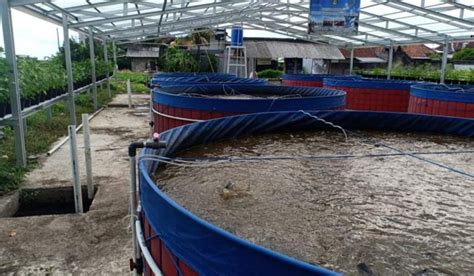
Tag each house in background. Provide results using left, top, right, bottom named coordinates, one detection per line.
left=126, top=46, right=160, bottom=72
left=393, top=44, right=435, bottom=66
left=435, top=40, right=474, bottom=70
left=332, top=47, right=387, bottom=74
left=332, top=44, right=437, bottom=74
left=241, top=37, right=345, bottom=74
left=435, top=41, right=474, bottom=54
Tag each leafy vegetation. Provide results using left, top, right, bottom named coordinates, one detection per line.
left=159, top=47, right=199, bottom=72
left=0, top=47, right=9, bottom=103
left=0, top=38, right=114, bottom=109
left=159, top=30, right=218, bottom=73
left=115, top=70, right=148, bottom=84
left=257, top=69, right=284, bottom=79
left=111, top=70, right=150, bottom=94
left=429, top=52, right=441, bottom=61
left=0, top=38, right=130, bottom=193
left=452, top=48, right=474, bottom=61
left=355, top=64, right=474, bottom=82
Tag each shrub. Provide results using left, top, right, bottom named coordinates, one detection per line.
left=159, top=47, right=198, bottom=72
left=257, top=69, right=283, bottom=79
left=453, top=48, right=474, bottom=61
left=0, top=48, right=9, bottom=103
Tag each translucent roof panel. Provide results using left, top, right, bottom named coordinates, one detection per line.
left=8, top=0, right=474, bottom=47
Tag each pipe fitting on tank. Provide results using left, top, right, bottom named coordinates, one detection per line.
left=128, top=140, right=167, bottom=157
left=129, top=257, right=143, bottom=274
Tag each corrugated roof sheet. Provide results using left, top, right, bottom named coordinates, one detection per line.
left=126, top=48, right=160, bottom=58
left=245, top=40, right=344, bottom=60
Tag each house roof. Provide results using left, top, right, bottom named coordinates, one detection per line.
left=244, top=39, right=344, bottom=60
left=339, top=47, right=386, bottom=59
left=398, top=45, right=434, bottom=59
left=126, top=47, right=160, bottom=58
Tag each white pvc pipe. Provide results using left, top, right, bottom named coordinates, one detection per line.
left=82, top=114, right=94, bottom=200
left=135, top=220, right=163, bottom=276
left=68, top=125, right=83, bottom=214
left=127, top=79, right=132, bottom=108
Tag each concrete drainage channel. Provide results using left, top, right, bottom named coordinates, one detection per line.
left=0, top=186, right=98, bottom=217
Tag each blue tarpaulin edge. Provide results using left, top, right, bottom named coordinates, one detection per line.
left=282, top=74, right=361, bottom=81
left=139, top=110, right=474, bottom=276
left=410, top=84, right=474, bottom=103
left=324, top=78, right=424, bottom=90
left=153, top=85, right=346, bottom=113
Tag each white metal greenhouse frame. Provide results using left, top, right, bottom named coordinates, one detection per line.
left=1, top=0, right=473, bottom=166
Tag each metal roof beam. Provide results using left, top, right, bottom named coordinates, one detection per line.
left=9, top=0, right=49, bottom=7
left=70, top=0, right=248, bottom=28
left=46, top=0, right=133, bottom=14
left=359, top=22, right=440, bottom=44
left=99, top=5, right=269, bottom=38
left=360, top=10, right=443, bottom=38
left=374, top=0, right=474, bottom=29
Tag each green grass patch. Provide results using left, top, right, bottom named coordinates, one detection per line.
left=115, top=70, right=149, bottom=84
left=112, top=80, right=149, bottom=94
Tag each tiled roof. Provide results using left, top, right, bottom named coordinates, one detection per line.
left=339, top=47, right=386, bottom=58
left=398, top=45, right=435, bottom=59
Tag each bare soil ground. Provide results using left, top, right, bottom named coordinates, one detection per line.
left=0, top=94, right=150, bottom=275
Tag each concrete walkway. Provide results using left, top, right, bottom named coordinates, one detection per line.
left=0, top=94, right=150, bottom=274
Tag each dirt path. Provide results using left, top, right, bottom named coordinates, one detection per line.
left=0, top=94, right=150, bottom=274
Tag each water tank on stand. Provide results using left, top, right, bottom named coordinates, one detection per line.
left=231, top=26, right=244, bottom=46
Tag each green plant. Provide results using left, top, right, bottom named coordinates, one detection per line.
left=160, top=47, right=198, bottom=72
left=429, top=52, right=441, bottom=61
left=115, top=70, right=148, bottom=84
left=96, top=60, right=113, bottom=77
left=72, top=60, right=92, bottom=82
left=0, top=48, right=9, bottom=103
left=17, top=57, right=49, bottom=99
left=257, top=69, right=283, bottom=79
left=453, top=48, right=474, bottom=61
left=355, top=64, right=474, bottom=82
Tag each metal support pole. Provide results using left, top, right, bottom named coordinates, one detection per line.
left=440, top=36, right=449, bottom=84
left=112, top=40, right=118, bottom=76
left=88, top=27, right=98, bottom=111
left=63, top=14, right=77, bottom=126
left=103, top=39, right=111, bottom=97
left=82, top=114, right=94, bottom=200
left=68, top=125, right=83, bottom=214
left=349, top=46, right=354, bottom=75
left=1, top=0, right=27, bottom=167
left=387, top=42, right=394, bottom=80
left=127, top=79, right=132, bottom=108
